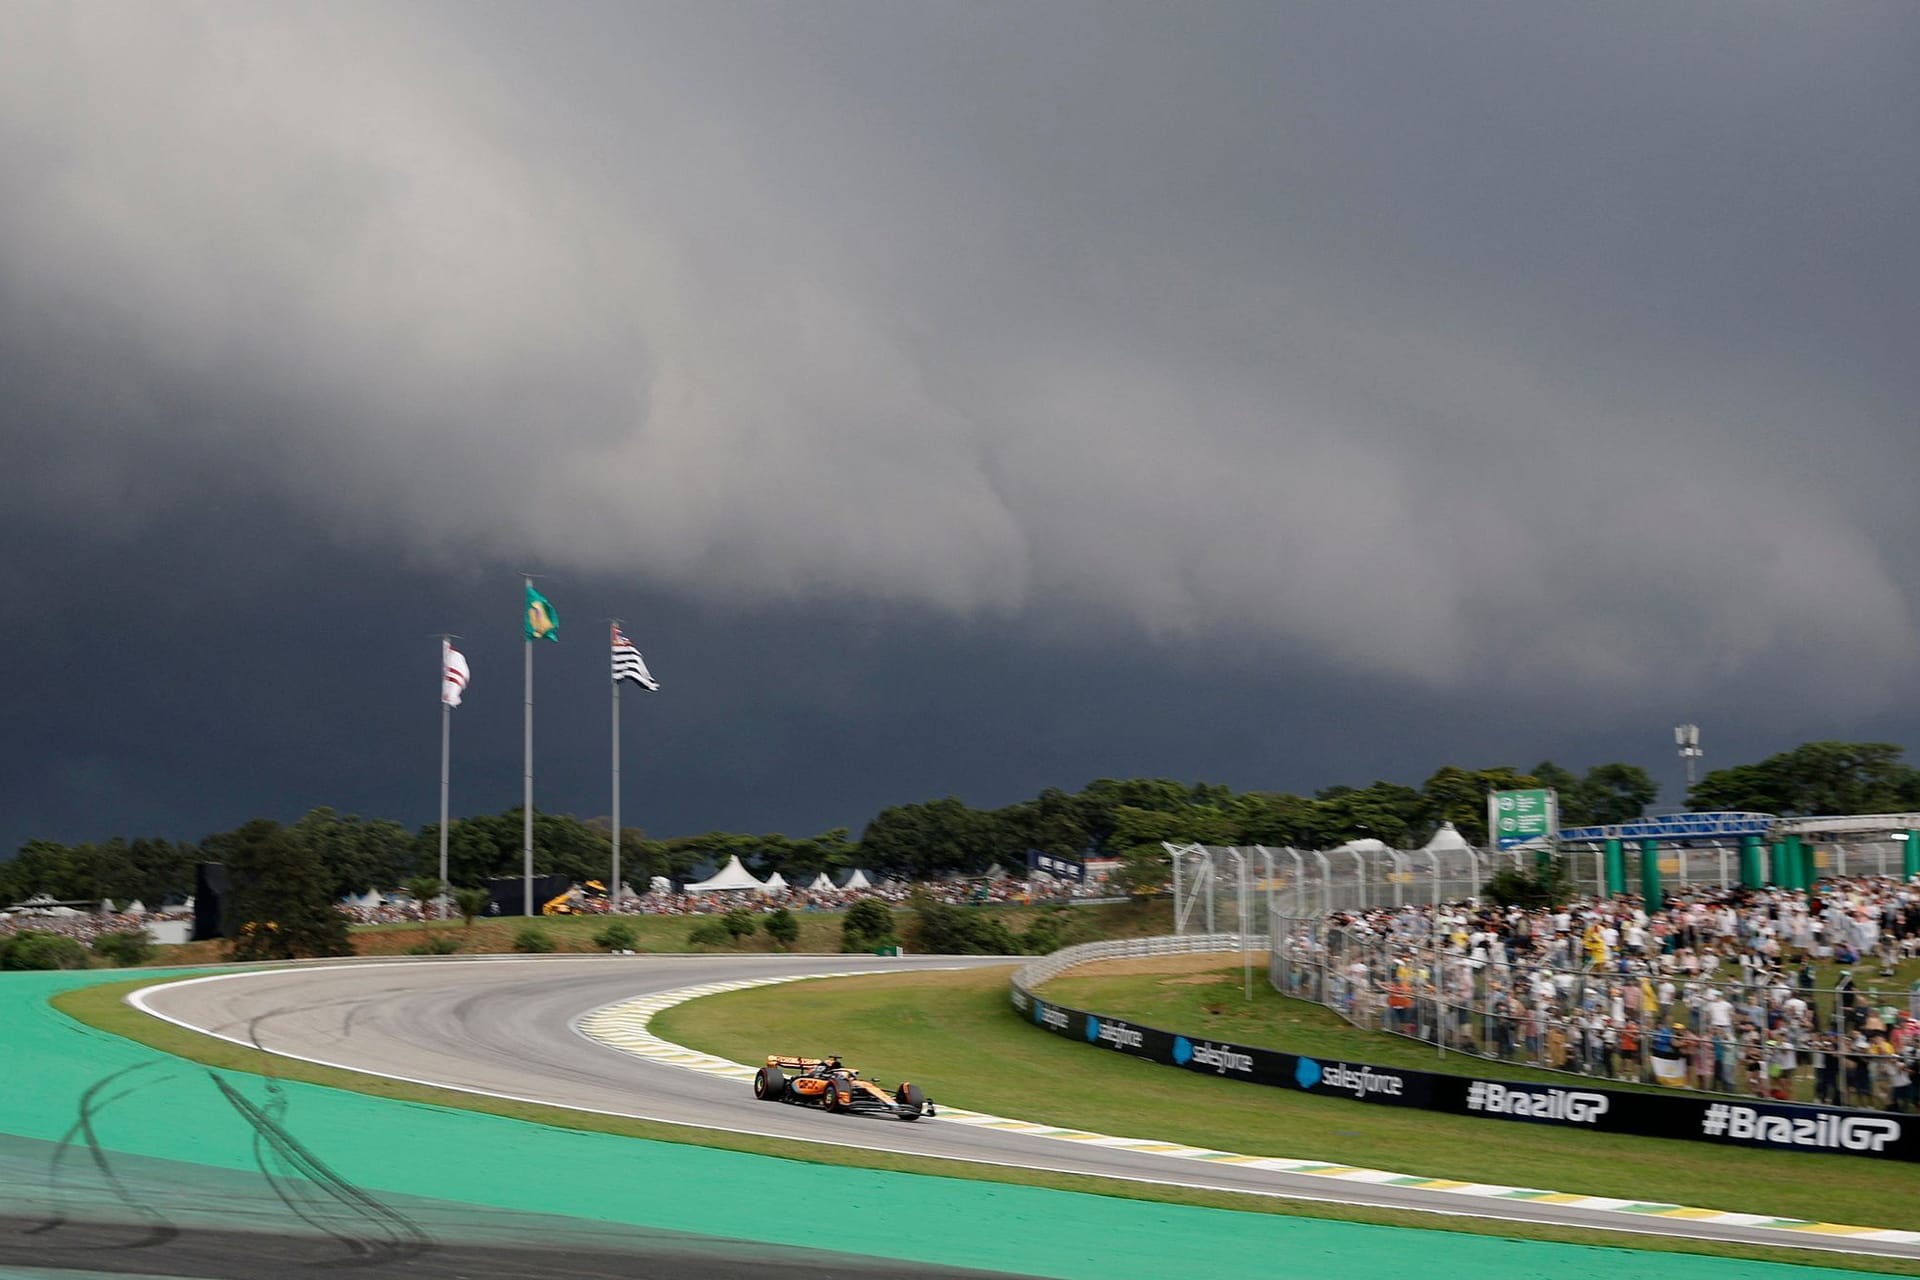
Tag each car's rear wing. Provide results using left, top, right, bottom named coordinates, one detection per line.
left=765, top=1054, right=831, bottom=1070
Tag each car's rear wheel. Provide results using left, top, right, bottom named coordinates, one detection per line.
left=753, top=1067, right=785, bottom=1102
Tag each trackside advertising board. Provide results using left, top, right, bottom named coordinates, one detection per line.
left=1008, top=983, right=1916, bottom=1161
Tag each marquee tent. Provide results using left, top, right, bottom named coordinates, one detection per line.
left=839, top=869, right=873, bottom=891
left=761, top=871, right=789, bottom=895
left=1421, top=823, right=1472, bottom=854
left=807, top=872, right=835, bottom=892
left=684, top=855, right=764, bottom=893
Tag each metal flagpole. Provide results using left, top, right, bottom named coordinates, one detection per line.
left=611, top=622, right=621, bottom=915
left=523, top=576, right=534, bottom=917
left=440, top=641, right=451, bottom=920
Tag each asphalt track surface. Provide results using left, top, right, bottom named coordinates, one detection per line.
left=138, top=953, right=1920, bottom=1263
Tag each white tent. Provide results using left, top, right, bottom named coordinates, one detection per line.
left=357, top=889, right=384, bottom=910
left=1421, top=822, right=1472, bottom=854
left=124, top=899, right=148, bottom=917
left=761, top=871, right=789, bottom=895
left=840, top=869, right=873, bottom=891
left=983, top=863, right=1007, bottom=881
left=807, top=872, right=835, bottom=892
left=100, top=898, right=117, bottom=914
left=684, top=854, right=765, bottom=893
left=1329, top=837, right=1392, bottom=856
left=649, top=875, right=673, bottom=896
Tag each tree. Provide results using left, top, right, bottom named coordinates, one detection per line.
left=995, top=789, right=1090, bottom=860
left=1415, top=767, right=1540, bottom=845
left=1112, top=845, right=1171, bottom=898
left=858, top=797, right=1000, bottom=879
left=208, top=819, right=352, bottom=961
left=405, top=874, right=445, bottom=922
left=1690, top=742, right=1920, bottom=815
left=293, top=808, right=415, bottom=899
left=841, top=898, right=897, bottom=953
left=453, top=887, right=489, bottom=926
left=1582, top=763, right=1658, bottom=825
left=1232, top=791, right=1320, bottom=848
left=1315, top=781, right=1424, bottom=846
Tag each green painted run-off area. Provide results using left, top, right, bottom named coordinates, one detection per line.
left=0, top=968, right=1874, bottom=1279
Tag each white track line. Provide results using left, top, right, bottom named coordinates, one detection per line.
left=120, top=962, right=1920, bottom=1256
left=580, top=971, right=1920, bottom=1251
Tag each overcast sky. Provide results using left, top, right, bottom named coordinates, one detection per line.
left=3, top=2, right=1917, bottom=856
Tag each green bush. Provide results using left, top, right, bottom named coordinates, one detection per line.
left=406, top=935, right=462, bottom=956
left=687, top=918, right=735, bottom=948
left=1018, top=910, right=1069, bottom=957
left=511, top=926, right=556, bottom=954
left=722, top=907, right=758, bottom=940
left=840, top=898, right=898, bottom=953
left=1483, top=858, right=1571, bottom=909
left=92, top=930, right=155, bottom=967
left=592, top=921, right=639, bottom=951
left=1, top=931, right=91, bottom=971
left=763, top=907, right=799, bottom=949
left=910, top=892, right=1019, bottom=955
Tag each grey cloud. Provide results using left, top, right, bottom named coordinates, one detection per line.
left=2, top=2, right=1915, bottom=712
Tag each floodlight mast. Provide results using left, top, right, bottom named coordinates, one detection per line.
left=1674, top=723, right=1703, bottom=793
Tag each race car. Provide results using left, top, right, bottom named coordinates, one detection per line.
left=751, top=1054, right=933, bottom=1121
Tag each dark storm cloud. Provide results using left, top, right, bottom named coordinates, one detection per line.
left=2, top=2, right=1918, bottom=851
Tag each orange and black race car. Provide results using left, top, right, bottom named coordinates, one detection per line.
left=751, top=1055, right=933, bottom=1121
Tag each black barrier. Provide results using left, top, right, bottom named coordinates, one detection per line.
left=1010, top=979, right=1918, bottom=1161
left=189, top=863, right=231, bottom=941
left=486, top=874, right=573, bottom=917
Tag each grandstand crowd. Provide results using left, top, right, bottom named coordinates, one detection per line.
left=1281, top=875, right=1920, bottom=1111
left=329, top=872, right=1090, bottom=926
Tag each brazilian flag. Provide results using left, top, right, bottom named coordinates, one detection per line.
left=525, top=584, right=560, bottom=642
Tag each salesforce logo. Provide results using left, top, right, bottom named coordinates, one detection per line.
left=1089, top=1018, right=1143, bottom=1051
left=1295, top=1057, right=1403, bottom=1098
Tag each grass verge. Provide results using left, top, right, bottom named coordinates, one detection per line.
left=47, top=970, right=1919, bottom=1275
left=654, top=967, right=1920, bottom=1252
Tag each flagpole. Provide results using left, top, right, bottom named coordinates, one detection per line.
left=611, top=623, right=622, bottom=915
left=439, top=639, right=451, bottom=921
left=523, top=575, right=534, bottom=917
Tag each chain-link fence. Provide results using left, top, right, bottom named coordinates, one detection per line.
left=1167, top=842, right=1920, bottom=1110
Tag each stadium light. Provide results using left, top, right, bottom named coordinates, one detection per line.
left=1674, top=723, right=1703, bottom=792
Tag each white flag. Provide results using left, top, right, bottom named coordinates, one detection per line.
left=611, top=625, right=659, bottom=691
left=442, top=641, right=471, bottom=707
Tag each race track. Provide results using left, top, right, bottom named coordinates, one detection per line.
left=134, top=953, right=1920, bottom=1262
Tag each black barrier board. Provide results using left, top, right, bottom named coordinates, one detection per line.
left=190, top=862, right=230, bottom=941
left=1010, top=978, right=1918, bottom=1161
